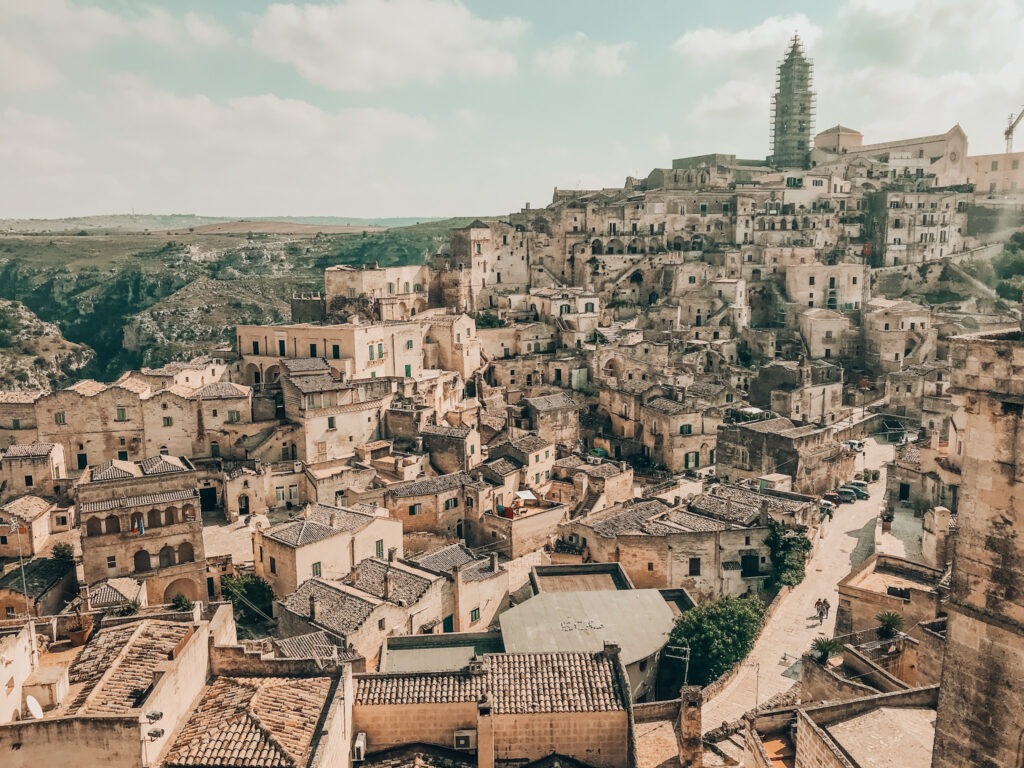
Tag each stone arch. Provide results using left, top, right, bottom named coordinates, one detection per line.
left=264, top=365, right=281, bottom=385
left=413, top=298, right=427, bottom=315
left=163, top=578, right=199, bottom=604
left=607, top=238, right=625, bottom=254
left=603, top=357, right=623, bottom=380
left=627, top=238, right=642, bottom=254
left=164, top=507, right=178, bottom=526
left=629, top=271, right=644, bottom=286
left=751, top=268, right=762, bottom=281
left=178, top=542, right=195, bottom=563
left=238, top=494, right=250, bottom=515
left=243, top=362, right=261, bottom=386
left=182, top=504, right=197, bottom=522
left=134, top=550, right=152, bottom=573
left=397, top=301, right=408, bottom=317
left=130, top=511, right=144, bottom=532
left=672, top=236, right=685, bottom=251
left=159, top=545, right=175, bottom=568
left=86, top=517, right=103, bottom=536
left=147, top=509, right=162, bottom=529
left=104, top=515, right=121, bottom=534
left=648, top=291, right=659, bottom=305
left=591, top=239, right=604, bottom=255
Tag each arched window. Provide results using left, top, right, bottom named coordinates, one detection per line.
left=148, top=509, right=162, bottom=529
left=159, top=545, right=175, bottom=568
left=130, top=511, right=144, bottom=532
left=210, top=441, right=220, bottom=458
left=134, top=550, right=152, bottom=573
left=86, top=517, right=103, bottom=536
left=104, top=515, right=121, bottom=534
left=178, top=542, right=195, bottom=563
left=159, top=445, right=169, bottom=455
left=164, top=508, right=177, bottom=526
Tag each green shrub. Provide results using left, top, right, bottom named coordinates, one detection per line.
left=171, top=593, right=194, bottom=612
left=52, top=543, right=74, bottom=561
left=665, top=596, right=766, bottom=686
left=810, top=635, right=842, bottom=663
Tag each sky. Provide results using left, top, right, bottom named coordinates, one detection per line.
left=2, top=0, right=1024, bottom=220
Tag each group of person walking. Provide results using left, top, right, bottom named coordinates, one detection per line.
left=815, top=598, right=831, bottom=625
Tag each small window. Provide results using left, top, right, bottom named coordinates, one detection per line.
left=312, top=562, right=321, bottom=577
left=688, top=557, right=701, bottom=576
left=680, top=424, right=692, bottom=435
left=55, top=411, right=66, bottom=425
left=163, top=416, right=173, bottom=427
left=376, top=539, right=384, bottom=558
left=269, top=556, right=277, bottom=574
left=368, top=344, right=375, bottom=361
left=117, top=451, right=128, bottom=461
left=252, top=341, right=260, bottom=355
left=470, top=607, right=481, bottom=623
left=332, top=344, right=340, bottom=359
left=279, top=339, right=287, bottom=355
left=106, top=555, right=116, bottom=569
left=24, top=474, right=33, bottom=487
left=227, top=410, right=240, bottom=423
left=309, top=343, right=317, bottom=357
left=647, top=562, right=654, bottom=571
left=327, top=416, right=336, bottom=430
left=408, top=504, right=421, bottom=516
left=212, top=409, right=218, bottom=417
left=378, top=618, right=387, bottom=631
left=406, top=339, right=414, bottom=350
left=0, top=536, right=6, bottom=545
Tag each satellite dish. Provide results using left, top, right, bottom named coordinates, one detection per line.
left=26, top=695, right=43, bottom=719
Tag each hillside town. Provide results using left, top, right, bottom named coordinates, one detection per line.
left=1, top=35, right=1024, bottom=768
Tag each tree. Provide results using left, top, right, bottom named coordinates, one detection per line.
left=52, top=543, right=74, bottom=562
left=221, top=573, right=274, bottom=623
left=765, top=519, right=813, bottom=587
left=876, top=610, right=903, bottom=639
left=665, top=596, right=766, bottom=687
left=810, top=635, right=842, bottom=663
left=475, top=311, right=506, bottom=328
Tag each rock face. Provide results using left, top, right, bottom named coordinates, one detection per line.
left=0, top=299, right=94, bottom=390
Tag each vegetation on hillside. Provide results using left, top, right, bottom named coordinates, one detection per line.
left=961, top=231, right=1024, bottom=302
left=765, top=519, right=813, bottom=587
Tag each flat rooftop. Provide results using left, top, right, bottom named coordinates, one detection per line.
left=826, top=706, right=935, bottom=768
left=382, top=632, right=505, bottom=673
left=531, top=563, right=633, bottom=593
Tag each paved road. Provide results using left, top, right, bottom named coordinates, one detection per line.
left=701, top=438, right=894, bottom=732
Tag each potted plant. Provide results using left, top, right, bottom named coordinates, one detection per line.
left=876, top=610, right=903, bottom=639
left=68, top=609, right=94, bottom=646
left=810, top=636, right=842, bottom=664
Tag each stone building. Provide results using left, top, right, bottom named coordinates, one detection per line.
left=864, top=186, right=971, bottom=267
left=834, top=554, right=944, bottom=637
left=862, top=298, right=937, bottom=375
left=517, top=392, right=580, bottom=447
left=352, top=649, right=631, bottom=768
left=407, top=543, right=509, bottom=633
left=0, top=496, right=55, bottom=558
left=931, top=332, right=1024, bottom=768
left=0, top=443, right=68, bottom=502
left=253, top=502, right=402, bottom=598
left=324, top=262, right=431, bottom=320
left=884, top=360, right=951, bottom=433
left=0, top=390, right=45, bottom=450
left=76, top=454, right=206, bottom=604
left=0, top=556, right=76, bottom=619
left=770, top=35, right=815, bottom=169
left=748, top=359, right=846, bottom=426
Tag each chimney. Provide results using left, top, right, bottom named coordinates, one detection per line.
left=384, top=568, right=395, bottom=602
left=329, top=512, right=336, bottom=528
left=677, top=686, right=704, bottom=768
left=308, top=594, right=317, bottom=622
left=489, top=553, right=499, bottom=572
left=388, top=547, right=398, bottom=563
left=79, top=585, right=92, bottom=612
left=602, top=641, right=621, bottom=660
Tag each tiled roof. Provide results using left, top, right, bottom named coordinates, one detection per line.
left=67, top=379, right=107, bottom=396
left=90, top=459, right=137, bottom=481
left=355, top=652, right=625, bottom=713
left=1, top=495, right=52, bottom=521
left=263, top=519, right=342, bottom=548
left=553, top=456, right=585, bottom=469
left=390, top=472, right=472, bottom=498
left=193, top=381, right=249, bottom=399
left=586, top=500, right=673, bottom=537
left=75, top=621, right=194, bottom=715
left=90, top=577, right=145, bottom=607
left=288, top=374, right=350, bottom=394
left=421, top=424, right=472, bottom=439
left=271, top=631, right=359, bottom=661
left=283, top=579, right=376, bottom=636
left=139, top=454, right=190, bottom=475
left=483, top=457, right=520, bottom=476
left=79, top=488, right=199, bottom=514
left=347, top=559, right=433, bottom=605
left=643, top=397, right=695, bottom=416
left=735, top=416, right=797, bottom=434
left=524, top=393, right=578, bottom=412
left=281, top=357, right=331, bottom=373
left=689, top=494, right=761, bottom=524
left=1, top=443, right=57, bottom=459
left=164, top=676, right=332, bottom=768
left=303, top=503, right=377, bottom=531
left=68, top=624, right=138, bottom=696
left=511, top=434, right=551, bottom=454
left=410, top=543, right=477, bottom=574
left=698, top=484, right=809, bottom=519
left=664, top=509, right=730, bottom=532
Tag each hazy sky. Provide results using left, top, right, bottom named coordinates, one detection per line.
left=2, top=0, right=1023, bottom=219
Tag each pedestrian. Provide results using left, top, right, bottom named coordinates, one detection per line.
left=823, top=599, right=831, bottom=619
left=814, top=599, right=823, bottom=624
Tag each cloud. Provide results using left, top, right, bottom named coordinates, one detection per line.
left=535, top=33, right=632, bottom=78
left=252, top=0, right=526, bottom=91
left=673, top=14, right=822, bottom=64
left=0, top=38, right=61, bottom=91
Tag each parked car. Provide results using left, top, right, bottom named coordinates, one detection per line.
left=840, top=484, right=870, bottom=500
left=846, top=479, right=871, bottom=490
left=820, top=500, right=837, bottom=515
left=835, top=488, right=858, bottom=504
left=842, top=439, right=865, bottom=453
left=823, top=492, right=841, bottom=506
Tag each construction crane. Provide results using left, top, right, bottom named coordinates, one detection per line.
left=1006, top=109, right=1024, bottom=153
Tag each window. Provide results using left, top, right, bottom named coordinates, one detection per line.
left=252, top=341, right=260, bottom=355
left=409, top=504, right=421, bottom=516
left=312, top=562, right=321, bottom=577
left=1014, top=159, right=1021, bottom=170
left=269, top=557, right=277, bottom=574
left=376, top=539, right=384, bottom=558
left=77, top=453, right=88, bottom=470
left=227, top=410, right=240, bottom=423
left=0, top=536, right=6, bottom=545
left=444, top=497, right=459, bottom=510
left=992, top=160, right=1000, bottom=171
left=470, top=607, right=481, bottom=623
left=163, top=416, right=173, bottom=427
left=275, top=486, right=285, bottom=503
left=212, top=409, right=218, bottom=417
left=377, top=343, right=384, bottom=359
left=378, top=618, right=387, bottom=630
left=332, top=344, right=340, bottom=359
left=56, top=516, right=67, bottom=526
left=647, top=562, right=654, bottom=571
left=688, top=557, right=701, bottom=576
left=406, top=339, right=414, bottom=350
left=12, top=418, right=19, bottom=430
left=688, top=275, right=696, bottom=284
left=680, top=424, right=692, bottom=435
left=309, top=343, right=317, bottom=357
left=117, top=451, right=128, bottom=461
left=278, top=339, right=286, bottom=355
left=210, top=441, right=220, bottom=458
left=368, top=344, right=375, bottom=360
left=405, top=364, right=412, bottom=378
left=4, top=607, right=13, bottom=619
left=808, top=276, right=815, bottom=286
left=24, top=474, right=33, bottom=487
left=327, top=416, right=336, bottom=430
left=54, top=411, right=66, bottom=425
left=107, top=555, right=116, bottom=569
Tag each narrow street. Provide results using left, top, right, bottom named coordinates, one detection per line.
left=701, top=438, right=894, bottom=732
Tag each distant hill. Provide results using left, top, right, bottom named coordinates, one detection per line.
left=0, top=214, right=448, bottom=233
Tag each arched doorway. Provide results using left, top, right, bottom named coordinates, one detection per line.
left=238, top=494, right=249, bottom=516
left=134, top=550, right=152, bottom=573
left=159, top=545, right=175, bottom=568
left=163, top=578, right=199, bottom=604
left=178, top=542, right=195, bottom=563
left=104, top=515, right=121, bottom=534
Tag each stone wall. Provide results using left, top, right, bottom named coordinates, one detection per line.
left=0, top=716, right=142, bottom=768
left=354, top=700, right=479, bottom=754
left=490, top=710, right=629, bottom=768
